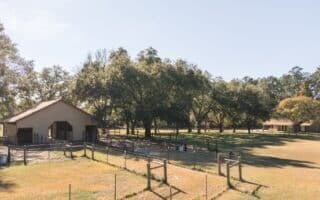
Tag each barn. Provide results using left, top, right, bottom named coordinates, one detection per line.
left=1, top=99, right=98, bottom=145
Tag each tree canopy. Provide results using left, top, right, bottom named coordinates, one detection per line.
left=276, top=96, right=320, bottom=123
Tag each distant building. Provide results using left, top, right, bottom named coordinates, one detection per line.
left=263, top=118, right=298, bottom=132
left=0, top=123, right=3, bottom=136
left=1, top=99, right=98, bottom=145
left=263, top=118, right=320, bottom=133
left=300, top=121, right=320, bottom=132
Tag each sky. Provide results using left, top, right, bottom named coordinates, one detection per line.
left=1, top=0, right=320, bottom=80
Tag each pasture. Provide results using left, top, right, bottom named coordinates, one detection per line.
left=1, top=131, right=320, bottom=199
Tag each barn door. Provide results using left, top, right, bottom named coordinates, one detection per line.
left=85, top=126, right=97, bottom=143
left=17, top=128, right=33, bottom=145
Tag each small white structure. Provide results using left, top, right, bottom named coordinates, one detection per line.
left=1, top=99, right=98, bottom=145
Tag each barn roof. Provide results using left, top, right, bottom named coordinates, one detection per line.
left=3, top=99, right=94, bottom=123
left=300, top=121, right=312, bottom=126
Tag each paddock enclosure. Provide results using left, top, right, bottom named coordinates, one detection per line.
left=2, top=132, right=319, bottom=199
left=0, top=134, right=256, bottom=200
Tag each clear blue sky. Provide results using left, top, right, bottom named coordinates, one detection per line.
left=1, top=0, right=320, bottom=80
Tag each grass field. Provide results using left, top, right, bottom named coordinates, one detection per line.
left=0, top=158, right=159, bottom=200
left=105, top=130, right=320, bottom=199
left=2, top=131, right=320, bottom=199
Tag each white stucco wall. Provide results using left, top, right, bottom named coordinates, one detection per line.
left=15, top=101, right=97, bottom=143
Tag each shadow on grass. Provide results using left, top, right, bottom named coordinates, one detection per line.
left=244, top=154, right=320, bottom=169
left=150, top=185, right=186, bottom=200
left=109, top=132, right=320, bottom=169
left=0, top=175, right=16, bottom=192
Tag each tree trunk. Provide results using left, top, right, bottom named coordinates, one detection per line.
left=188, top=126, right=192, bottom=133
left=204, top=120, right=207, bottom=133
left=144, top=120, right=152, bottom=138
left=233, top=127, right=236, bottom=133
left=131, top=120, right=136, bottom=135
left=126, top=120, right=130, bottom=135
left=176, top=123, right=179, bottom=135
left=154, top=118, right=158, bottom=135
left=197, top=121, right=201, bottom=134
left=219, top=122, right=224, bottom=133
left=248, top=127, right=251, bottom=134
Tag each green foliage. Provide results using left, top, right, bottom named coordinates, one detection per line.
left=0, top=23, right=35, bottom=119
left=276, top=96, right=320, bottom=122
left=75, top=50, right=110, bottom=126
left=238, top=83, right=270, bottom=133
left=36, top=65, right=71, bottom=101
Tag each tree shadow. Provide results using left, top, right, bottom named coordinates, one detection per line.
left=243, top=154, right=320, bottom=169
left=184, top=133, right=320, bottom=168
left=0, top=175, right=16, bottom=192
left=150, top=185, right=186, bottom=200
left=110, top=133, right=320, bottom=169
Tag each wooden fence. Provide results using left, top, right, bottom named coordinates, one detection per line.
left=217, top=152, right=243, bottom=187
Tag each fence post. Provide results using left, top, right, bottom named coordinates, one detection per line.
left=7, top=145, right=11, bottom=166
left=83, top=142, right=87, bottom=157
left=163, top=159, right=168, bottom=184
left=48, top=143, right=51, bottom=160
left=69, top=184, right=71, bottom=200
left=192, top=145, right=196, bottom=169
left=71, top=147, right=74, bottom=159
left=238, top=155, right=243, bottom=181
left=205, top=174, right=208, bottom=200
left=23, top=145, right=27, bottom=166
left=92, top=143, right=95, bottom=160
left=215, top=139, right=219, bottom=157
left=167, top=147, right=170, bottom=163
left=217, top=153, right=222, bottom=175
left=147, top=159, right=151, bottom=190
left=226, top=162, right=231, bottom=188
left=106, top=147, right=109, bottom=163
left=114, top=174, right=117, bottom=200
left=124, top=150, right=127, bottom=169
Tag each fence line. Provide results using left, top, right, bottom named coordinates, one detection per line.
left=3, top=141, right=235, bottom=200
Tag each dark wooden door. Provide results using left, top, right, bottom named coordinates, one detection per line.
left=85, top=126, right=97, bottom=143
left=17, top=128, right=33, bottom=145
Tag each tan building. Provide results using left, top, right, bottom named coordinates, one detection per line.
left=0, top=124, right=3, bottom=136
left=263, top=118, right=320, bottom=133
left=1, top=99, right=98, bottom=145
left=300, top=121, right=320, bottom=132
left=262, top=118, right=299, bottom=132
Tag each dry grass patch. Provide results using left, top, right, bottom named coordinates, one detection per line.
left=0, top=158, right=154, bottom=200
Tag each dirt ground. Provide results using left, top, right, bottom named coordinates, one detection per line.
left=0, top=145, right=68, bottom=163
